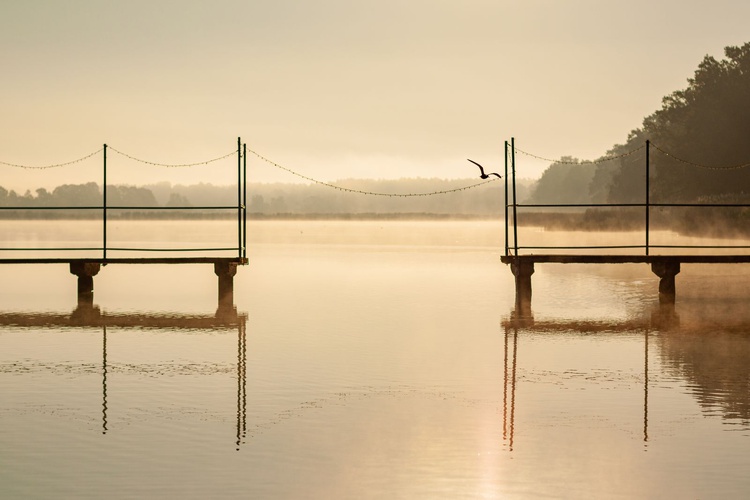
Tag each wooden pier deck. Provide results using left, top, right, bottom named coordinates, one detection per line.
left=0, top=257, right=248, bottom=310
left=501, top=254, right=750, bottom=308
left=500, top=255, right=750, bottom=265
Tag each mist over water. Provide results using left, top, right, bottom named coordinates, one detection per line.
left=0, top=220, right=749, bottom=499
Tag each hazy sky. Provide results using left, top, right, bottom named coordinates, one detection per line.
left=2, top=0, right=749, bottom=190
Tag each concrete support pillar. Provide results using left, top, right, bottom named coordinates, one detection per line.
left=510, top=260, right=534, bottom=313
left=214, top=262, right=238, bottom=310
left=70, top=262, right=101, bottom=307
left=651, top=260, right=680, bottom=304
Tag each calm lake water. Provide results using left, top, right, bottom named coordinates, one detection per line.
left=1, top=220, right=749, bottom=499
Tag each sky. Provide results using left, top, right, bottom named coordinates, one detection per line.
left=2, top=0, right=750, bottom=191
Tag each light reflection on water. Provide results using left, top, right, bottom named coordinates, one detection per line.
left=0, top=220, right=749, bottom=499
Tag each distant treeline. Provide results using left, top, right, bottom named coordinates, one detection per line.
left=0, top=178, right=535, bottom=219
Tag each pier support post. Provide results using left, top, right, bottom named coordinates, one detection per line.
left=70, top=262, right=101, bottom=306
left=214, top=262, right=238, bottom=310
left=651, top=260, right=680, bottom=304
left=510, top=260, right=534, bottom=313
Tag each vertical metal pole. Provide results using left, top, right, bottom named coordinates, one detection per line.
left=511, top=137, right=519, bottom=256
left=504, top=140, right=509, bottom=257
left=103, top=143, right=107, bottom=260
left=237, top=137, right=242, bottom=259
left=243, top=143, right=247, bottom=260
left=645, top=140, right=650, bottom=256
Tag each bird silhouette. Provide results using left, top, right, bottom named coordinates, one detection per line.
left=467, top=159, right=501, bottom=179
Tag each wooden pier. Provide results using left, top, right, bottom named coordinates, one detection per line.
left=0, top=138, right=249, bottom=311
left=501, top=254, right=750, bottom=309
left=0, top=257, right=247, bottom=312
left=502, top=138, right=750, bottom=310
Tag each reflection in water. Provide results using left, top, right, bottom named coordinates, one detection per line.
left=502, top=306, right=660, bottom=452
left=656, top=299, right=750, bottom=428
left=651, top=303, right=680, bottom=331
left=502, top=320, right=519, bottom=451
left=102, top=325, right=108, bottom=435
left=0, top=306, right=249, bottom=447
left=660, top=323, right=750, bottom=426
left=502, top=300, right=750, bottom=453
left=502, top=314, right=651, bottom=451
left=644, top=329, right=648, bottom=446
left=236, top=318, right=247, bottom=451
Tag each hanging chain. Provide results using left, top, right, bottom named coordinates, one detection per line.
left=0, top=148, right=103, bottom=169
left=245, top=148, right=498, bottom=197
left=107, top=146, right=237, bottom=168
left=512, top=144, right=646, bottom=164
left=651, top=143, right=750, bottom=170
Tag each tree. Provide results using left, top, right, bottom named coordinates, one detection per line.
left=596, top=42, right=750, bottom=204
left=107, top=185, right=158, bottom=207
left=165, top=192, right=192, bottom=207
left=527, top=157, right=596, bottom=205
left=51, top=182, right=101, bottom=206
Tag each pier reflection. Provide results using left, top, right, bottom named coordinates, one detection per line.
left=501, top=302, right=750, bottom=451
left=0, top=306, right=248, bottom=449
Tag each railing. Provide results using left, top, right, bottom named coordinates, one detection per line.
left=504, top=138, right=750, bottom=256
left=0, top=138, right=248, bottom=261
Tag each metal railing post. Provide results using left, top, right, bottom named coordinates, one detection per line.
left=504, top=140, right=509, bottom=257
left=103, top=143, right=107, bottom=260
left=511, top=137, right=519, bottom=256
left=646, top=140, right=650, bottom=256
left=243, top=143, right=247, bottom=260
left=237, top=137, right=242, bottom=259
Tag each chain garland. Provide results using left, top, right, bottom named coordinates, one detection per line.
left=108, top=147, right=237, bottom=168
left=245, top=148, right=499, bottom=197
left=5, top=141, right=746, bottom=178
left=512, top=144, right=646, bottom=164
left=0, top=148, right=103, bottom=169
left=651, top=143, right=750, bottom=170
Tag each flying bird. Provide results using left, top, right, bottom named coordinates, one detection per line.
left=467, top=159, right=502, bottom=179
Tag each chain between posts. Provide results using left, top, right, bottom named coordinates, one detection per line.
left=513, top=142, right=750, bottom=170
left=0, top=148, right=103, bottom=169
left=245, top=148, right=499, bottom=196
left=650, top=143, right=750, bottom=170
left=512, top=145, right=646, bottom=164
left=107, top=147, right=237, bottom=167
left=4, top=143, right=749, bottom=173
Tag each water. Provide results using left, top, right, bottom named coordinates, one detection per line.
left=1, top=220, right=749, bottom=499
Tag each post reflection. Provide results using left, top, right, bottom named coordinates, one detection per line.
left=0, top=305, right=249, bottom=448
left=102, top=324, right=108, bottom=435
left=501, top=305, right=664, bottom=452
left=236, top=317, right=247, bottom=451
left=645, top=324, right=651, bottom=448
left=502, top=318, right=519, bottom=451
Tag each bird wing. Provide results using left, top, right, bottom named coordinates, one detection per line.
left=467, top=159, right=485, bottom=175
